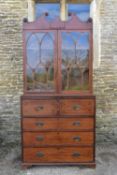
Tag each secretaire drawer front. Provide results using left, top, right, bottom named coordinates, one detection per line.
left=60, top=99, right=95, bottom=115
left=23, top=147, right=93, bottom=163
left=22, top=100, right=58, bottom=116
left=23, top=132, right=94, bottom=146
left=23, top=118, right=58, bottom=131
left=59, top=118, right=94, bottom=130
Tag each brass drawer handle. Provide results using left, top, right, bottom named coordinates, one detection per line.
left=72, top=152, right=80, bottom=157
left=36, top=152, right=44, bottom=158
left=35, top=106, right=44, bottom=111
left=73, top=136, right=81, bottom=142
left=72, top=104, right=80, bottom=110
left=35, top=122, right=44, bottom=127
left=73, top=121, right=80, bottom=126
left=36, top=135, right=44, bottom=141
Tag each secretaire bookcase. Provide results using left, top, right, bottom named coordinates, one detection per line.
left=21, top=13, right=96, bottom=168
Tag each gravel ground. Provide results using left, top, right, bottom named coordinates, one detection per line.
left=0, top=145, right=117, bottom=175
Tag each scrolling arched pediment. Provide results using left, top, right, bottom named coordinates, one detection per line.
left=23, top=14, right=92, bottom=30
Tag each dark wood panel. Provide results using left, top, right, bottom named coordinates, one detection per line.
left=60, top=99, right=95, bottom=115
left=23, top=147, right=93, bottom=163
left=23, top=117, right=94, bottom=131
left=22, top=100, right=58, bottom=116
left=23, top=132, right=94, bottom=146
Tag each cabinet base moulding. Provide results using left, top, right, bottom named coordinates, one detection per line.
left=21, top=162, right=96, bottom=169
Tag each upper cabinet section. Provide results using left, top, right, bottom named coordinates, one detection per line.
left=23, top=14, right=92, bottom=94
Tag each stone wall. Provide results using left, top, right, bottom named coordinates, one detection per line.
left=0, top=0, right=117, bottom=150
left=94, top=0, right=117, bottom=143
left=0, top=0, right=27, bottom=149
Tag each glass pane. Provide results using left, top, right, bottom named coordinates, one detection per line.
left=26, top=32, right=55, bottom=92
left=61, top=32, right=89, bottom=91
left=35, top=3, right=60, bottom=21
left=68, top=4, right=90, bottom=22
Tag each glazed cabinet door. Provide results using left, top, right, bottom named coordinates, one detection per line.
left=58, top=30, right=92, bottom=94
left=24, top=31, right=58, bottom=93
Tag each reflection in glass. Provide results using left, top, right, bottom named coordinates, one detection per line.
left=26, top=32, right=55, bottom=92
left=62, top=32, right=89, bottom=91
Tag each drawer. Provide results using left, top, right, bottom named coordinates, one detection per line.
left=22, top=100, right=58, bottom=116
left=22, top=118, right=94, bottom=131
left=23, top=147, right=93, bottom=163
left=60, top=99, right=95, bottom=116
left=23, top=132, right=94, bottom=146
left=22, top=118, right=58, bottom=131
left=59, top=118, right=94, bottom=130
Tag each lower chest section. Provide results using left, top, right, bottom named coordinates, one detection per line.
left=21, top=95, right=96, bottom=165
